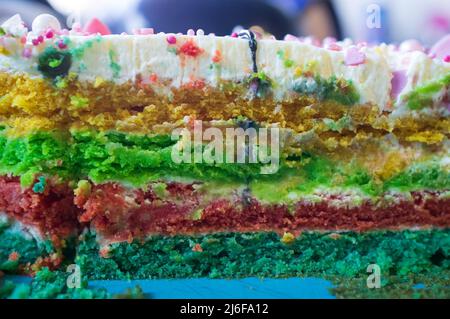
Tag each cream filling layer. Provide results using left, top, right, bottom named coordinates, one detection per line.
left=1, top=31, right=449, bottom=112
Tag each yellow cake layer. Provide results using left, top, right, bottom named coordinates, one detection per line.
left=0, top=73, right=448, bottom=147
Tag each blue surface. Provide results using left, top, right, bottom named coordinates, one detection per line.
left=6, top=276, right=335, bottom=299
left=90, top=277, right=335, bottom=299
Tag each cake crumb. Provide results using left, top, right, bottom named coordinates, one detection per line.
left=328, top=233, right=341, bottom=240
left=281, top=232, right=295, bottom=244
left=99, top=246, right=111, bottom=258
left=192, top=243, right=203, bottom=252
left=8, top=251, right=20, bottom=261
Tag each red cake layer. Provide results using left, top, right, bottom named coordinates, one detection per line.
left=74, top=182, right=450, bottom=241
left=1, top=177, right=449, bottom=242
left=0, top=176, right=80, bottom=239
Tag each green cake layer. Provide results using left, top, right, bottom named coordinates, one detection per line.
left=0, top=129, right=448, bottom=197
left=76, top=230, right=450, bottom=280
left=0, top=268, right=113, bottom=299
left=75, top=229, right=450, bottom=298
left=1, top=222, right=449, bottom=298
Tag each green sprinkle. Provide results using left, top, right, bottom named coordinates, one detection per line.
left=284, top=59, right=294, bottom=68
left=48, top=58, right=63, bottom=68
left=277, top=50, right=294, bottom=68
left=276, top=49, right=285, bottom=59
left=108, top=49, right=121, bottom=78
left=406, top=74, right=450, bottom=110
left=0, top=27, right=6, bottom=36
left=167, top=47, right=178, bottom=55
left=32, top=176, right=46, bottom=194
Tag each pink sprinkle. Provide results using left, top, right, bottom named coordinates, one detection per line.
left=399, top=39, right=424, bottom=53
left=22, top=47, right=32, bottom=58
left=428, top=53, right=437, bottom=59
left=391, top=70, right=407, bottom=99
left=304, top=36, right=321, bottom=47
left=32, top=38, right=40, bottom=46
left=58, top=40, right=67, bottom=50
left=71, top=22, right=82, bottom=33
left=133, top=28, right=154, bottom=35
left=253, top=31, right=263, bottom=40
left=284, top=34, right=298, bottom=41
left=444, top=55, right=450, bottom=62
left=141, top=28, right=154, bottom=35
left=430, top=34, right=450, bottom=60
left=327, top=43, right=342, bottom=51
left=231, top=32, right=238, bottom=38
left=345, top=46, right=366, bottom=66
left=83, top=18, right=111, bottom=35
left=37, top=35, right=44, bottom=43
left=166, top=34, right=177, bottom=44
left=45, top=29, right=54, bottom=39
left=323, top=37, right=337, bottom=46
left=357, top=41, right=368, bottom=49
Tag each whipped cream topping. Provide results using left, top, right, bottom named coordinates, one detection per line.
left=0, top=14, right=449, bottom=113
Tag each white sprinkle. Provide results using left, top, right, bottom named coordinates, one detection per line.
left=32, top=14, right=61, bottom=34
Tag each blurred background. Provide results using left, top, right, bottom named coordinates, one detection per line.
left=1, top=0, right=449, bottom=46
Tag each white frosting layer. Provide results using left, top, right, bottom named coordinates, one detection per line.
left=0, top=14, right=449, bottom=113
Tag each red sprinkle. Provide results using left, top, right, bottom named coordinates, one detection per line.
left=58, top=40, right=67, bottom=50
left=32, top=38, right=40, bottom=46
left=212, top=49, right=222, bottom=63
left=149, top=73, right=158, bottom=83
left=186, top=78, right=206, bottom=89
left=178, top=39, right=204, bottom=57
left=37, top=35, right=44, bottom=43
left=8, top=252, right=20, bottom=262
left=166, top=34, right=177, bottom=45
left=192, top=244, right=203, bottom=252
left=231, top=32, right=238, bottom=38
left=45, top=29, right=54, bottom=39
